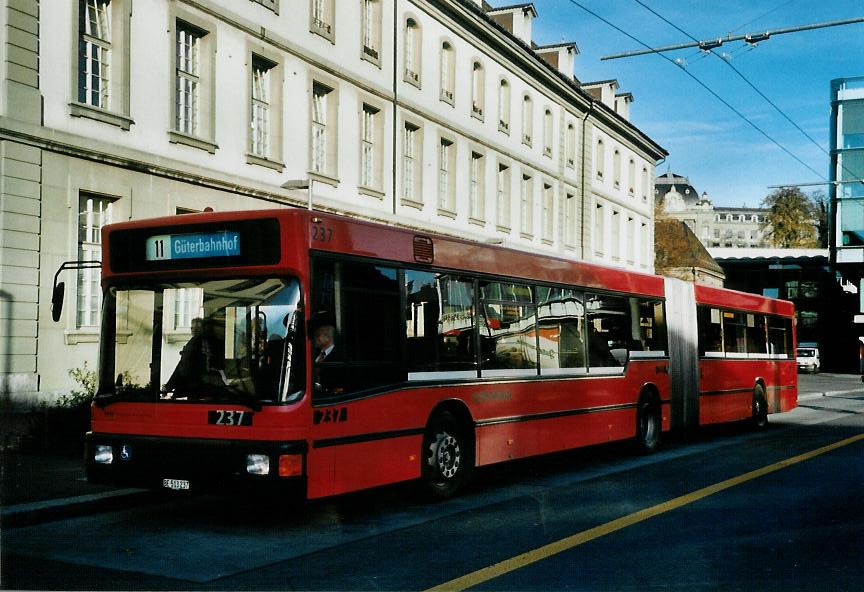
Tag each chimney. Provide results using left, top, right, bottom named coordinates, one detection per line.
left=613, top=92, right=633, bottom=121
left=581, top=80, right=619, bottom=110
left=535, top=42, right=579, bottom=79
left=487, top=3, right=537, bottom=46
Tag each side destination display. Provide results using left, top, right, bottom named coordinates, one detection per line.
left=146, top=231, right=241, bottom=261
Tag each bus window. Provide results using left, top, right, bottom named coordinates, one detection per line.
left=746, top=314, right=768, bottom=356
left=480, top=281, right=537, bottom=376
left=310, top=258, right=403, bottom=399
left=405, top=271, right=477, bottom=378
left=628, top=298, right=667, bottom=356
left=698, top=306, right=723, bottom=357
left=723, top=311, right=748, bottom=357
left=107, top=278, right=302, bottom=405
left=768, top=315, right=792, bottom=358
left=537, top=287, right=586, bottom=374
left=586, top=293, right=628, bottom=370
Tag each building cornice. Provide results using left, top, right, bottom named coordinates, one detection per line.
left=0, top=117, right=303, bottom=208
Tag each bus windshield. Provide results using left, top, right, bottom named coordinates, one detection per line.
left=99, top=277, right=304, bottom=406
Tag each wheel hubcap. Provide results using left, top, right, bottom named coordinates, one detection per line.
left=429, top=432, right=461, bottom=479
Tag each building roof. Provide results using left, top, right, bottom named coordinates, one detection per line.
left=655, top=219, right=724, bottom=274
left=485, top=3, right=538, bottom=17
left=535, top=41, right=580, bottom=54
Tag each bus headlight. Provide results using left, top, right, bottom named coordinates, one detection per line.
left=246, top=454, right=270, bottom=476
left=94, top=445, right=114, bottom=465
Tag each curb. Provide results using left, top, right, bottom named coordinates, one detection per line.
left=798, top=388, right=864, bottom=402
left=2, top=488, right=154, bottom=528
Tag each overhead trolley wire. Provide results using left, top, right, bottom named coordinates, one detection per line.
left=630, top=0, right=861, bottom=186
left=564, top=0, right=828, bottom=182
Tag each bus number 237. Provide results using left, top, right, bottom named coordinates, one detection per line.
left=312, top=225, right=333, bottom=243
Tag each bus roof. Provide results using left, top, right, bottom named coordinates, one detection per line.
left=104, top=207, right=662, bottom=298
left=694, top=283, right=795, bottom=317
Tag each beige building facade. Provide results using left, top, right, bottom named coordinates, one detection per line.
left=0, top=0, right=665, bottom=405
left=655, top=172, right=768, bottom=249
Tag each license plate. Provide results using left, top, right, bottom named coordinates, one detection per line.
left=162, top=478, right=190, bottom=491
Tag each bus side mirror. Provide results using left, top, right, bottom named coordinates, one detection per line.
left=51, top=282, right=65, bottom=322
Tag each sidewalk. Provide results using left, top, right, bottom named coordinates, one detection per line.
left=1, top=451, right=148, bottom=527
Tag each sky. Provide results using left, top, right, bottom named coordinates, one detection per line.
left=527, top=0, right=864, bottom=207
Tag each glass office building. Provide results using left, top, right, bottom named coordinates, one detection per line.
left=831, top=76, right=864, bottom=260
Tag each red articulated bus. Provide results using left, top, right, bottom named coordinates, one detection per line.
left=72, top=209, right=797, bottom=499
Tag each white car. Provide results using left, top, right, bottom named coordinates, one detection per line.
left=796, top=343, right=820, bottom=373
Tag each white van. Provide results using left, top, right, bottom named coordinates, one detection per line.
left=796, top=342, right=820, bottom=373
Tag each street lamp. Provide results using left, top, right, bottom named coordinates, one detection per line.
left=281, top=178, right=314, bottom=211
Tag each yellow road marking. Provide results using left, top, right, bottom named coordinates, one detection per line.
left=427, top=433, right=864, bottom=591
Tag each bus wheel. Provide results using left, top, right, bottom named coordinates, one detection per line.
left=752, top=385, right=768, bottom=430
left=636, top=398, right=661, bottom=454
left=421, top=411, right=472, bottom=500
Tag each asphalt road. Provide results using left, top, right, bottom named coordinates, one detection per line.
left=3, top=373, right=863, bottom=591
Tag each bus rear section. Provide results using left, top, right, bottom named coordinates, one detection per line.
left=665, top=277, right=797, bottom=432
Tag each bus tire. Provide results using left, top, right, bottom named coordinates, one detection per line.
left=421, top=410, right=473, bottom=500
left=752, top=384, right=768, bottom=430
left=636, top=397, right=661, bottom=454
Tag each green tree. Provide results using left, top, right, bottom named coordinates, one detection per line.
left=760, top=187, right=820, bottom=248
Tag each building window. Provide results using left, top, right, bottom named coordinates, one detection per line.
left=404, top=18, right=421, bottom=87
left=251, top=0, right=279, bottom=12
left=542, top=183, right=554, bottom=242
left=611, top=210, right=621, bottom=260
left=78, top=0, right=111, bottom=109
left=175, top=21, right=202, bottom=136
left=311, top=81, right=337, bottom=177
left=170, top=15, right=215, bottom=149
left=565, top=123, right=576, bottom=168
left=438, top=137, right=455, bottom=212
left=641, top=220, right=649, bottom=268
left=72, top=0, right=132, bottom=128
left=543, top=109, right=553, bottom=157
left=439, top=41, right=454, bottom=104
left=594, top=202, right=604, bottom=257
left=520, top=174, right=534, bottom=238
left=361, top=0, right=381, bottom=64
left=497, top=163, right=511, bottom=230
left=613, top=149, right=621, bottom=189
left=564, top=192, right=577, bottom=248
left=250, top=56, right=274, bottom=158
left=498, top=79, right=510, bottom=134
left=311, top=0, right=335, bottom=41
left=469, top=152, right=485, bottom=222
left=402, top=122, right=422, bottom=204
left=522, top=95, right=533, bottom=145
left=627, top=216, right=636, bottom=264
left=595, top=139, right=604, bottom=179
left=77, top=194, right=114, bottom=328
left=641, top=167, right=649, bottom=201
left=628, top=159, right=636, bottom=195
left=471, top=62, right=485, bottom=120
left=360, top=103, right=382, bottom=190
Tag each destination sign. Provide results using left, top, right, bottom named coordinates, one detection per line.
left=145, top=231, right=241, bottom=261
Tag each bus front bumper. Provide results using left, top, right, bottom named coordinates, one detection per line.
left=85, top=433, right=307, bottom=493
